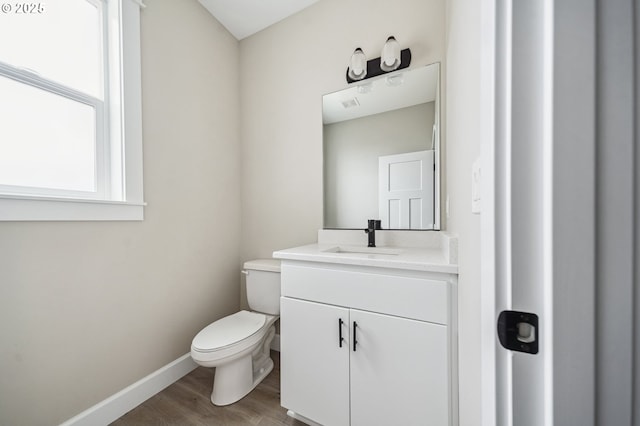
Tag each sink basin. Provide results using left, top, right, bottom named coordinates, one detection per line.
left=322, top=246, right=401, bottom=256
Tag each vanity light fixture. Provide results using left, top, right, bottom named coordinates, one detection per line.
left=380, top=36, right=401, bottom=72
left=348, top=48, right=367, bottom=81
left=345, top=36, right=411, bottom=84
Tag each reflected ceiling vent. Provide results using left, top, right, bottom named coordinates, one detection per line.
left=341, top=98, right=360, bottom=109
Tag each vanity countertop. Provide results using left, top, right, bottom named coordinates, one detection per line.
left=273, top=242, right=458, bottom=274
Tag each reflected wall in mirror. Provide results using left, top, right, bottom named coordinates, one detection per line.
left=323, top=63, right=440, bottom=230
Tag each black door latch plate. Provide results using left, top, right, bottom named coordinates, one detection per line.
left=497, top=310, right=539, bottom=354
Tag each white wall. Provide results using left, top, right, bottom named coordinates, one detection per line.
left=239, top=0, right=446, bottom=262
left=0, top=2, right=241, bottom=425
left=445, top=0, right=483, bottom=424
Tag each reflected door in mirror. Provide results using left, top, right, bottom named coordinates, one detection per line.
left=379, top=150, right=434, bottom=229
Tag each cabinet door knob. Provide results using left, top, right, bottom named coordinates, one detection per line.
left=353, top=321, right=358, bottom=352
left=338, top=318, right=345, bottom=348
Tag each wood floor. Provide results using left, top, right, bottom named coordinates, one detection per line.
left=111, top=351, right=306, bottom=426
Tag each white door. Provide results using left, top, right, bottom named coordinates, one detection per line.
left=280, top=298, right=350, bottom=426
left=378, top=150, right=434, bottom=229
left=482, top=0, right=639, bottom=425
left=349, top=309, right=448, bottom=426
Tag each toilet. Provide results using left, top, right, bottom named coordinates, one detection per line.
left=190, top=259, right=281, bottom=406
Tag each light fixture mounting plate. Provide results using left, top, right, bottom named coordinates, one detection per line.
left=345, top=48, right=412, bottom=84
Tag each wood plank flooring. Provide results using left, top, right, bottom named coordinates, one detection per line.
left=111, top=351, right=305, bottom=426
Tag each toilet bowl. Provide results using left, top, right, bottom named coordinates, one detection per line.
left=190, top=259, right=281, bottom=406
left=191, top=311, right=278, bottom=405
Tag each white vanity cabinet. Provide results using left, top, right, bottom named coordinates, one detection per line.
left=279, top=260, right=457, bottom=426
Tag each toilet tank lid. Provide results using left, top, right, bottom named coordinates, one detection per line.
left=243, top=259, right=281, bottom=273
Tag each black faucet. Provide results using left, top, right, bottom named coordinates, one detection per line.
left=364, top=219, right=382, bottom=247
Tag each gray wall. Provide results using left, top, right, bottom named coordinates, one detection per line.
left=0, top=2, right=241, bottom=424
left=595, top=0, right=639, bottom=424
left=323, top=102, right=434, bottom=228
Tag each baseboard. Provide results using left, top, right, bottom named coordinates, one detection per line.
left=271, top=333, right=280, bottom=352
left=60, top=353, right=197, bottom=426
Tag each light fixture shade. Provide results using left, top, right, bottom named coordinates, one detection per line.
left=380, top=36, right=401, bottom=72
left=385, top=73, right=404, bottom=87
left=348, top=48, right=367, bottom=80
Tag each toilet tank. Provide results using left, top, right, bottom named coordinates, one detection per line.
left=243, top=259, right=281, bottom=315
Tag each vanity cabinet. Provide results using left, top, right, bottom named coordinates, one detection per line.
left=280, top=261, right=456, bottom=426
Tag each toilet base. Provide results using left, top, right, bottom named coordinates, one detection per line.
left=210, top=325, right=276, bottom=406
left=211, top=356, right=274, bottom=406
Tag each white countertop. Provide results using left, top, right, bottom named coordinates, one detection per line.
left=273, top=242, right=458, bottom=274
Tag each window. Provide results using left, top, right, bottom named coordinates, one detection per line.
left=0, top=0, right=145, bottom=220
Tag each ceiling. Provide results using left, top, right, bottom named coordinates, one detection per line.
left=197, top=0, right=321, bottom=40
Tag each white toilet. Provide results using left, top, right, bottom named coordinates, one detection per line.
left=190, top=259, right=281, bottom=406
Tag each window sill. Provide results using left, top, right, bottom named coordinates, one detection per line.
left=0, top=194, right=145, bottom=221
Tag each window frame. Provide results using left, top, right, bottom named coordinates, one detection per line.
left=0, top=60, right=109, bottom=200
left=0, top=0, right=145, bottom=221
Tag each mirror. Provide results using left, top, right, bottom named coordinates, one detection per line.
left=323, top=63, right=440, bottom=230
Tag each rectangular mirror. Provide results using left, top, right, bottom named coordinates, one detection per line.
left=323, top=62, right=441, bottom=230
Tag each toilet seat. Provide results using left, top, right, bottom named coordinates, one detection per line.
left=191, top=310, right=273, bottom=363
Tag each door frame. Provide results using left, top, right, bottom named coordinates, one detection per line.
left=478, top=0, right=497, bottom=424
left=479, top=0, right=599, bottom=425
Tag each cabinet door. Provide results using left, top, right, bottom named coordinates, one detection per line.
left=280, top=297, right=350, bottom=426
left=350, top=309, right=449, bottom=426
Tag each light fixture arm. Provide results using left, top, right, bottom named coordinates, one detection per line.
left=345, top=48, right=412, bottom=84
